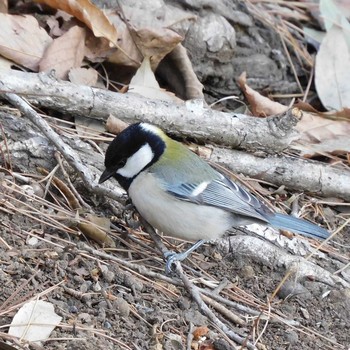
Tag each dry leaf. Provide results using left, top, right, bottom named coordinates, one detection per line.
left=319, top=0, right=349, bottom=31
left=39, top=25, right=86, bottom=79
left=296, top=112, right=350, bottom=142
left=156, top=44, right=204, bottom=100
left=238, top=72, right=288, bottom=116
left=36, top=0, right=118, bottom=45
left=315, top=24, right=350, bottom=110
left=0, top=14, right=52, bottom=70
left=108, top=3, right=190, bottom=68
left=46, top=15, right=65, bottom=37
left=0, top=55, right=13, bottom=72
left=69, top=67, right=98, bottom=86
left=0, top=0, right=7, bottom=13
left=129, top=57, right=182, bottom=102
left=129, top=27, right=183, bottom=68
left=293, top=111, right=350, bottom=155
left=105, top=115, right=129, bottom=134
left=294, top=137, right=350, bottom=157
left=78, top=214, right=115, bottom=247
left=107, top=4, right=201, bottom=99
left=9, top=300, right=62, bottom=343
left=193, top=326, right=209, bottom=340
left=75, top=114, right=105, bottom=137
left=198, top=343, right=215, bottom=350
left=84, top=31, right=117, bottom=63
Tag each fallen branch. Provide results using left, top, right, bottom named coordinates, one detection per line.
left=1, top=104, right=349, bottom=201
left=2, top=93, right=124, bottom=204
left=210, top=147, right=350, bottom=201
left=220, top=235, right=349, bottom=288
left=0, top=70, right=300, bottom=153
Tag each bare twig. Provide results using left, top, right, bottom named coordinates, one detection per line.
left=3, top=93, right=124, bottom=203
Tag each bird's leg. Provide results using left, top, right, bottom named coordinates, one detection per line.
left=164, top=239, right=206, bottom=274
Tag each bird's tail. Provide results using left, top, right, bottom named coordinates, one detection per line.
left=269, top=213, right=330, bottom=240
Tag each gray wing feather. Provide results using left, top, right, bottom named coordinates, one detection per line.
left=166, top=176, right=270, bottom=222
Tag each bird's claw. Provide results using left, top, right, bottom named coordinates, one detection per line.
left=164, top=240, right=206, bottom=274
left=164, top=251, right=179, bottom=275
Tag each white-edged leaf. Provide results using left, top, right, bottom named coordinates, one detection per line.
left=9, top=300, right=62, bottom=343
left=315, top=24, right=350, bottom=110
left=128, top=57, right=182, bottom=102
left=303, top=26, right=325, bottom=47
left=320, top=0, right=345, bottom=31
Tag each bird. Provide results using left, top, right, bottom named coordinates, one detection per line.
left=99, top=122, right=330, bottom=272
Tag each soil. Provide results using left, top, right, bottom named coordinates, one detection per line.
left=0, top=193, right=349, bottom=350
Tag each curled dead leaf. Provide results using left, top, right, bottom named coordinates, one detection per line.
left=238, top=72, right=288, bottom=117
left=105, top=115, right=129, bottom=135
left=78, top=213, right=115, bottom=247
left=36, top=0, right=118, bottom=45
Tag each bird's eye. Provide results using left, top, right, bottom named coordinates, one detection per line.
left=118, top=158, right=127, bottom=167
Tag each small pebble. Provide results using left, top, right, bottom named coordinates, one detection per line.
left=240, top=265, right=255, bottom=279
left=103, top=320, right=112, bottom=329
left=277, top=281, right=311, bottom=300
left=284, top=330, right=299, bottom=344
left=69, top=305, right=78, bottom=314
left=300, top=307, right=310, bottom=320
left=114, top=298, right=130, bottom=317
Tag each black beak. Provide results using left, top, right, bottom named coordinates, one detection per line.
left=99, top=168, right=115, bottom=184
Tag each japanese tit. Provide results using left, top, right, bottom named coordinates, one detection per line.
left=99, top=123, right=329, bottom=266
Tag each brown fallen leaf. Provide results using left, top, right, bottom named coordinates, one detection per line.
left=0, top=0, right=7, bottom=13
left=36, top=0, right=118, bottom=45
left=0, top=55, right=13, bottom=72
left=78, top=213, right=115, bottom=247
left=156, top=44, right=204, bottom=100
left=129, top=27, right=183, bottom=69
left=39, top=25, right=86, bottom=79
left=46, top=15, right=66, bottom=37
left=68, top=67, right=98, bottom=86
left=293, top=111, right=350, bottom=155
left=108, top=3, right=192, bottom=68
left=75, top=113, right=105, bottom=138
left=105, top=115, right=129, bottom=135
left=0, top=13, right=52, bottom=70
left=193, top=326, right=209, bottom=340
left=105, top=12, right=142, bottom=67
left=237, top=72, right=288, bottom=117
left=299, top=113, right=350, bottom=141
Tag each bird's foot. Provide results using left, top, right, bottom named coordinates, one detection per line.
left=164, top=251, right=186, bottom=274
left=163, top=240, right=206, bottom=274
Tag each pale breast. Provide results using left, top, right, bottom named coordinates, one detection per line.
left=128, top=172, right=234, bottom=241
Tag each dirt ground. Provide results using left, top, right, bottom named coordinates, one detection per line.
left=0, top=189, right=349, bottom=350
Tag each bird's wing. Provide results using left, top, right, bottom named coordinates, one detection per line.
left=165, top=175, right=271, bottom=223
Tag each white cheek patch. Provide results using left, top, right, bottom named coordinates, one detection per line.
left=117, top=143, right=154, bottom=178
left=191, top=181, right=210, bottom=197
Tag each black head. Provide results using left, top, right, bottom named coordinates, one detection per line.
left=99, top=123, right=166, bottom=190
